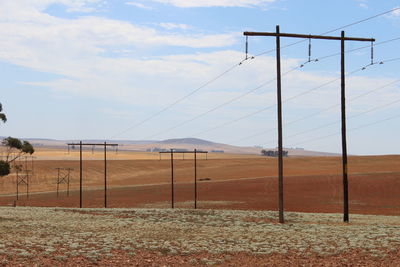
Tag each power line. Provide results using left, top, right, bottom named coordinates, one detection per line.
left=287, top=113, right=400, bottom=147
left=143, top=35, right=400, bottom=140
left=192, top=66, right=366, bottom=138
left=317, top=36, right=400, bottom=62
left=108, top=7, right=400, bottom=140
left=233, top=74, right=400, bottom=145
left=253, top=7, right=400, bottom=57
left=280, top=58, right=400, bottom=141
left=228, top=53, right=400, bottom=145
left=107, top=62, right=242, bottom=140
left=148, top=32, right=388, bottom=139
left=146, top=65, right=304, bottom=139
left=285, top=93, right=400, bottom=142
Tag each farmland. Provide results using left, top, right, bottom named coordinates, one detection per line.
left=1, top=151, right=399, bottom=265
left=0, top=151, right=399, bottom=215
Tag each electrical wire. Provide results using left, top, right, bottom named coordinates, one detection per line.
left=192, top=66, right=366, bottom=138
left=228, top=53, right=400, bottom=145
left=108, top=7, right=400, bottom=140
left=287, top=113, right=400, bottom=147
left=107, top=63, right=242, bottom=140
left=233, top=75, right=400, bottom=145
left=151, top=36, right=400, bottom=140
left=253, top=7, right=400, bottom=57
left=146, top=65, right=304, bottom=139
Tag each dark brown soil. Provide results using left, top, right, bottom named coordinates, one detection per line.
left=2, top=172, right=399, bottom=216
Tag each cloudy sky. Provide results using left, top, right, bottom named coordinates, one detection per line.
left=1, top=0, right=400, bottom=155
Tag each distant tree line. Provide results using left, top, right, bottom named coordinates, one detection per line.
left=261, top=149, right=288, bottom=157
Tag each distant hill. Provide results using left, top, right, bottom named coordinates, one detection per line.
left=158, top=138, right=216, bottom=146
left=0, top=136, right=339, bottom=156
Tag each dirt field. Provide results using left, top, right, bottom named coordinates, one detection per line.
left=0, top=154, right=399, bottom=216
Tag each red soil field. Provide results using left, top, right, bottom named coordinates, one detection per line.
left=0, top=155, right=399, bottom=215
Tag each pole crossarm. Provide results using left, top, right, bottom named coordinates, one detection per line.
left=243, top=31, right=375, bottom=42
left=67, top=143, right=118, bottom=147
left=159, top=151, right=208, bottom=154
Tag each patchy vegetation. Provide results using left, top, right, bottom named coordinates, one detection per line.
left=0, top=207, right=399, bottom=266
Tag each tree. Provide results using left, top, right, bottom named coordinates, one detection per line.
left=0, top=103, right=34, bottom=176
left=0, top=137, right=35, bottom=177
left=0, top=103, right=6, bottom=123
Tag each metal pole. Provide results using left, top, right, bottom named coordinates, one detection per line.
left=67, top=169, right=70, bottom=197
left=16, top=170, right=19, bottom=200
left=57, top=168, right=60, bottom=198
left=104, top=142, right=107, bottom=208
left=171, top=149, right=174, bottom=209
left=276, top=25, right=284, bottom=224
left=194, top=149, right=197, bottom=209
left=31, top=157, right=34, bottom=176
left=80, top=141, right=83, bottom=208
left=26, top=172, right=29, bottom=199
left=341, top=31, right=349, bottom=223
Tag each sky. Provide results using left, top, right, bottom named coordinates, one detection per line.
left=1, top=0, right=400, bottom=155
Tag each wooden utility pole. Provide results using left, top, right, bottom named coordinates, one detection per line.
left=194, top=149, right=197, bottom=209
left=68, top=142, right=118, bottom=208
left=341, top=31, right=349, bottom=222
left=79, top=141, right=83, bottom=208
left=160, top=150, right=207, bottom=209
left=275, top=25, right=284, bottom=224
left=104, top=141, right=108, bottom=208
left=244, top=26, right=374, bottom=223
left=170, top=149, right=174, bottom=209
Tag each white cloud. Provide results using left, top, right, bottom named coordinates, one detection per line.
left=359, top=3, right=368, bottom=9
left=159, top=22, right=190, bottom=30
left=145, top=0, right=276, bottom=8
left=392, top=6, right=400, bottom=17
left=125, top=1, right=153, bottom=10
left=355, top=0, right=368, bottom=9
left=1, top=0, right=399, bottom=144
left=0, top=0, right=103, bottom=16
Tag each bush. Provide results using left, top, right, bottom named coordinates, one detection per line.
left=0, top=160, right=10, bottom=176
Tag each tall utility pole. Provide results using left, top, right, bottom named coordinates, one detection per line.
left=170, top=149, right=174, bottom=209
left=244, top=26, right=374, bottom=223
left=79, top=141, right=83, bottom=208
left=275, top=26, right=284, bottom=224
left=194, top=149, right=198, bottom=209
left=68, top=142, right=118, bottom=208
left=104, top=141, right=108, bottom=208
left=160, top=150, right=207, bottom=209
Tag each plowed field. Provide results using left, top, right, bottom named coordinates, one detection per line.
left=1, top=154, right=399, bottom=215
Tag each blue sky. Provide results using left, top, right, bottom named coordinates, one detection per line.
left=1, top=0, right=400, bottom=155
